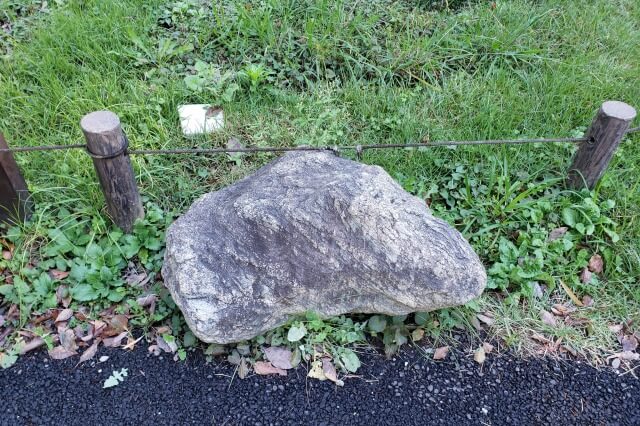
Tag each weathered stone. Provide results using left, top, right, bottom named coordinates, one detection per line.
left=162, top=152, right=486, bottom=344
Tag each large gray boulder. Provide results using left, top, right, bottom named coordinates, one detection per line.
left=162, top=151, right=486, bottom=344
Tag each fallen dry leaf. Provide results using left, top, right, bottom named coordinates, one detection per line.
left=148, top=345, right=161, bottom=356
left=77, top=340, right=100, bottom=364
left=581, top=295, right=594, bottom=307
left=154, top=325, right=171, bottom=335
left=238, top=358, right=249, bottom=379
left=608, top=324, right=624, bottom=334
left=548, top=227, right=568, bottom=241
left=49, top=346, right=77, bottom=360
left=307, top=359, right=326, bottom=380
left=155, top=335, right=177, bottom=353
left=531, top=332, right=551, bottom=344
left=559, top=281, right=584, bottom=307
left=136, top=294, right=157, bottom=309
left=621, top=335, right=638, bottom=353
left=254, top=361, right=287, bottom=376
left=579, top=268, right=592, bottom=284
left=49, top=269, right=69, bottom=280
left=588, top=254, right=604, bottom=274
left=322, top=358, right=344, bottom=386
left=474, top=346, right=486, bottom=364
left=55, top=285, right=71, bottom=307
left=55, top=309, right=74, bottom=323
left=91, top=320, right=107, bottom=338
left=19, top=337, right=45, bottom=354
left=469, top=316, right=482, bottom=331
left=263, top=346, right=293, bottom=370
left=551, top=305, right=567, bottom=316
left=608, top=352, right=640, bottom=361
left=476, top=313, right=495, bottom=326
left=109, top=315, right=129, bottom=333
left=482, top=342, right=494, bottom=354
left=103, top=331, right=128, bottom=348
left=433, top=346, right=449, bottom=360
left=411, top=328, right=425, bottom=342
left=59, top=328, right=78, bottom=352
left=123, top=335, right=144, bottom=351
left=540, top=310, right=557, bottom=327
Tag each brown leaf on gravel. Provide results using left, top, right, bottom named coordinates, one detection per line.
left=108, top=315, right=129, bottom=333
left=49, top=269, right=69, bottom=280
left=433, top=346, right=449, bottom=360
left=148, top=345, right=161, bottom=356
left=55, top=308, right=74, bottom=323
left=474, top=346, right=486, bottom=364
left=411, top=328, right=425, bottom=342
left=482, top=342, right=494, bottom=354
left=621, top=335, right=638, bottom=353
left=322, top=358, right=344, bottom=386
left=103, top=331, right=128, bottom=348
left=588, top=254, right=604, bottom=274
left=254, top=361, right=287, bottom=376
left=263, top=346, right=293, bottom=370
left=19, top=337, right=45, bottom=354
left=540, top=310, right=557, bottom=327
left=48, top=346, right=77, bottom=360
left=548, top=227, right=568, bottom=241
left=476, top=313, right=495, bottom=326
left=155, top=335, right=177, bottom=353
left=74, top=325, right=93, bottom=342
left=579, top=268, right=592, bottom=284
left=123, top=335, right=143, bottom=351
left=91, top=320, right=107, bottom=338
left=238, top=358, right=249, bottom=379
left=77, top=340, right=100, bottom=364
left=59, top=328, right=78, bottom=352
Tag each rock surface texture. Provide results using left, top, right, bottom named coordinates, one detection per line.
left=162, top=152, right=486, bottom=343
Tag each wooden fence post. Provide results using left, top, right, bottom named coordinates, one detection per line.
left=567, top=101, right=637, bottom=189
left=0, top=133, right=31, bottom=224
left=80, top=111, right=144, bottom=233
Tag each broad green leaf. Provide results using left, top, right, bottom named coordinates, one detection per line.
left=287, top=324, right=307, bottom=342
left=71, top=284, right=98, bottom=302
left=562, top=207, right=577, bottom=227
left=367, top=315, right=387, bottom=333
left=339, top=349, right=361, bottom=373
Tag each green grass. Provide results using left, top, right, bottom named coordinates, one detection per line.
left=1, top=0, right=639, bottom=367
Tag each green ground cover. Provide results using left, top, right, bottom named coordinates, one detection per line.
left=0, top=0, right=638, bottom=371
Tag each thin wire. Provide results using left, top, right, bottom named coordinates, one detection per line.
left=128, top=136, right=588, bottom=155
left=0, top=125, right=637, bottom=155
left=0, top=143, right=85, bottom=153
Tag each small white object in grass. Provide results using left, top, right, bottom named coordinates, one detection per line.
left=99, top=356, right=109, bottom=363
left=178, top=104, right=224, bottom=135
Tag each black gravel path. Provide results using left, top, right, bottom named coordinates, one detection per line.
left=1, top=345, right=638, bottom=426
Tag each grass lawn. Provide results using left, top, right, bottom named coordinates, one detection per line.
left=0, top=0, right=639, bottom=370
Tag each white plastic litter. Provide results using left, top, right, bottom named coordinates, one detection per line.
left=178, top=104, right=224, bottom=135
